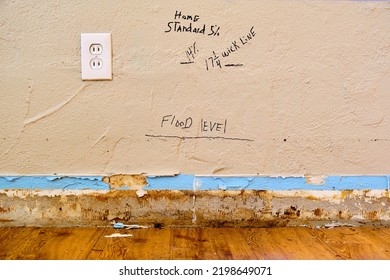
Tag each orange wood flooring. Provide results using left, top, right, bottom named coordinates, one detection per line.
left=0, top=226, right=389, bottom=260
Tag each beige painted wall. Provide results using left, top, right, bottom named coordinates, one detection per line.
left=0, top=0, right=389, bottom=176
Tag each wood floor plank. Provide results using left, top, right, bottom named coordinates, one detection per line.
left=312, top=227, right=390, bottom=260
left=86, top=228, right=107, bottom=260
left=351, top=227, right=390, bottom=259
left=36, top=227, right=103, bottom=260
left=0, top=227, right=12, bottom=246
left=241, top=228, right=286, bottom=259
left=276, top=228, right=340, bottom=260
left=87, top=228, right=127, bottom=260
left=219, top=228, right=256, bottom=259
left=0, top=227, right=103, bottom=260
left=171, top=228, right=213, bottom=259
left=1, top=226, right=390, bottom=260
left=377, top=227, right=390, bottom=238
left=204, top=228, right=236, bottom=260
left=242, top=228, right=339, bottom=260
left=196, top=228, right=234, bottom=260
left=123, top=228, right=172, bottom=260
left=0, top=227, right=40, bottom=259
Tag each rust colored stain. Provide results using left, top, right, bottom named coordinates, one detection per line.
left=314, top=208, right=323, bottom=217
left=102, top=174, right=147, bottom=190
left=0, top=207, right=9, bottom=213
left=90, top=190, right=193, bottom=201
left=282, top=206, right=301, bottom=219
left=0, top=219, right=13, bottom=223
left=305, top=195, right=320, bottom=201
left=365, top=211, right=379, bottom=221
left=340, top=190, right=354, bottom=199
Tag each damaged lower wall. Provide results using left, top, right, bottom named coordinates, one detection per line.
left=1, top=175, right=389, bottom=227
left=1, top=1, right=389, bottom=228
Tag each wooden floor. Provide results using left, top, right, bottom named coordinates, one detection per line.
left=0, top=226, right=390, bottom=260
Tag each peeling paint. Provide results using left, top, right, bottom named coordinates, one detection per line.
left=136, top=188, right=148, bottom=197
left=0, top=176, right=108, bottom=190
left=196, top=175, right=389, bottom=191
left=0, top=175, right=389, bottom=191
left=305, top=175, right=325, bottom=185
left=102, top=174, right=147, bottom=190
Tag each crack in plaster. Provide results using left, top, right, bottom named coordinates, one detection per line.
left=102, top=137, right=127, bottom=173
left=4, top=83, right=90, bottom=156
left=90, top=127, right=110, bottom=149
left=24, top=83, right=89, bottom=126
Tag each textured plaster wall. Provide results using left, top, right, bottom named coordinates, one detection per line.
left=1, top=0, right=390, bottom=176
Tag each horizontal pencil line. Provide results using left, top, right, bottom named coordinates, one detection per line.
left=145, top=134, right=254, bottom=142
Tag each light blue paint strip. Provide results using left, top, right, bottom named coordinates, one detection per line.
left=0, top=175, right=388, bottom=191
left=146, top=174, right=195, bottom=190
left=0, top=176, right=108, bottom=190
left=197, top=175, right=389, bottom=191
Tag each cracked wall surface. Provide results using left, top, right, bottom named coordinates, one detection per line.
left=0, top=0, right=389, bottom=176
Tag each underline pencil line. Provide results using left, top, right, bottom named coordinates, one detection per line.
left=145, top=134, right=254, bottom=142
left=225, top=64, right=244, bottom=67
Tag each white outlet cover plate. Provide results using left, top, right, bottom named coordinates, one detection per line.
left=81, top=33, right=112, bottom=80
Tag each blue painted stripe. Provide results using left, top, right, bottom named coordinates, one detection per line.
left=197, top=176, right=389, bottom=191
left=0, top=175, right=388, bottom=191
left=146, top=174, right=195, bottom=190
left=0, top=176, right=109, bottom=190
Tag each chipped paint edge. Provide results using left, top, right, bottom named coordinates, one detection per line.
left=0, top=174, right=389, bottom=191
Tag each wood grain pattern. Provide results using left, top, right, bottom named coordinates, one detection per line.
left=0, top=227, right=390, bottom=260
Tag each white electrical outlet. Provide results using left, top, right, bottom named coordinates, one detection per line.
left=81, top=33, right=112, bottom=80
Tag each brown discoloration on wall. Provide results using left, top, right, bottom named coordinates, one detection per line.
left=314, top=208, right=323, bottom=217
left=365, top=211, right=379, bottom=221
left=276, top=206, right=301, bottom=219
left=0, top=207, right=10, bottom=213
left=305, top=195, right=320, bottom=201
left=1, top=189, right=390, bottom=227
left=340, top=190, right=354, bottom=199
left=102, top=174, right=147, bottom=190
